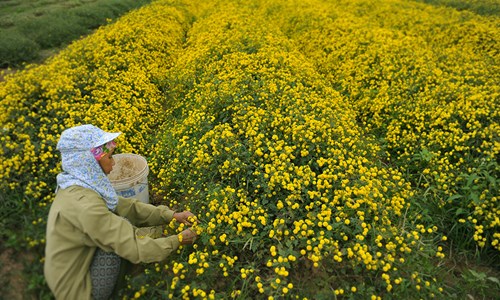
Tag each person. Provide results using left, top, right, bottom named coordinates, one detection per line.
left=44, top=124, right=198, bottom=300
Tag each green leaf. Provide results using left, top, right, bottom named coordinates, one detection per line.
left=455, top=208, right=467, bottom=216
left=420, top=148, right=434, bottom=162
left=485, top=174, right=497, bottom=188
left=470, top=192, right=480, bottom=205
left=468, top=269, right=487, bottom=280
left=447, top=194, right=463, bottom=202
left=466, top=174, right=480, bottom=188
left=487, top=277, right=500, bottom=285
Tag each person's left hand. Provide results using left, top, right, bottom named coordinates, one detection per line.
left=173, top=211, right=196, bottom=226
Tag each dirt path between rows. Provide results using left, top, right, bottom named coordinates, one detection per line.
left=0, top=68, right=17, bottom=82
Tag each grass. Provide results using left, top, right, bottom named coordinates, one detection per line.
left=0, top=0, right=153, bottom=67
left=413, top=0, right=500, bottom=16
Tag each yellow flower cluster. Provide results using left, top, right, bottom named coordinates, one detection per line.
left=1, top=0, right=497, bottom=298
left=268, top=0, right=499, bottom=250
left=145, top=0, right=479, bottom=298
left=0, top=0, right=192, bottom=246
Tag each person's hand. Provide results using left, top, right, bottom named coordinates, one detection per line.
left=173, top=211, right=196, bottom=226
left=179, top=228, right=197, bottom=245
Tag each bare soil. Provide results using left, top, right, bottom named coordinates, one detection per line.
left=0, top=68, right=17, bottom=82
left=0, top=248, right=35, bottom=300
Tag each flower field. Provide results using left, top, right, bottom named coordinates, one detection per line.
left=0, top=0, right=499, bottom=299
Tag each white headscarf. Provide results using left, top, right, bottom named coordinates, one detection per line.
left=56, top=124, right=121, bottom=211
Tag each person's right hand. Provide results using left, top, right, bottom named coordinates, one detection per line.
left=173, top=211, right=196, bottom=226
left=179, top=228, right=197, bottom=245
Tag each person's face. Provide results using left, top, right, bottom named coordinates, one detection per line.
left=98, top=148, right=115, bottom=175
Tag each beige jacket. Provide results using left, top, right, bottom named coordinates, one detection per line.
left=44, top=185, right=180, bottom=299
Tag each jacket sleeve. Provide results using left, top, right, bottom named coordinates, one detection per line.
left=116, top=196, right=176, bottom=227
left=76, top=194, right=180, bottom=264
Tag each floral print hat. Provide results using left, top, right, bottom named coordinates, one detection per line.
left=56, top=124, right=121, bottom=211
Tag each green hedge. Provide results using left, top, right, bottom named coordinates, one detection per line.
left=0, top=0, right=152, bottom=67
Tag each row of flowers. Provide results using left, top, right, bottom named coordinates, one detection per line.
left=268, top=0, right=499, bottom=252
left=144, top=1, right=448, bottom=298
